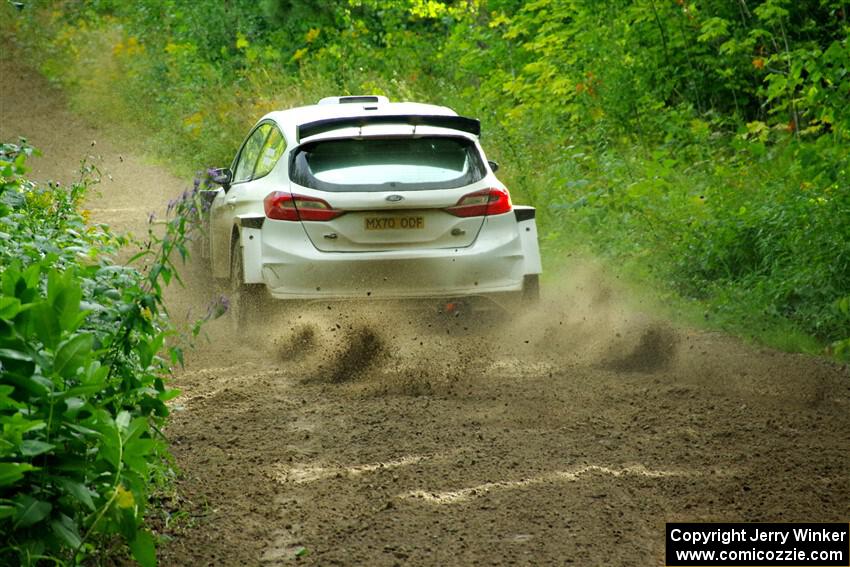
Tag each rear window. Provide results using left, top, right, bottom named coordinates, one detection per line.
left=290, top=136, right=486, bottom=192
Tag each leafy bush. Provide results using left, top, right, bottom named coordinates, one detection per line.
left=0, top=142, right=212, bottom=565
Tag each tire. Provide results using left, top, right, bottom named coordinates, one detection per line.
left=522, top=274, right=540, bottom=303
left=229, top=240, right=265, bottom=330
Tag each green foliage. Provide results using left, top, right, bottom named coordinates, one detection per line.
left=833, top=295, right=850, bottom=361
left=0, top=142, right=216, bottom=565
left=4, top=0, right=848, bottom=355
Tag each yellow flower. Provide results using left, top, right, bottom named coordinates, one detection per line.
left=183, top=112, right=204, bottom=138
left=111, top=36, right=144, bottom=57
left=292, top=47, right=308, bottom=62
left=115, top=486, right=135, bottom=509
left=305, top=28, right=320, bottom=43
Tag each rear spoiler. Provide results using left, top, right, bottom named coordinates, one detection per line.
left=297, top=114, right=481, bottom=142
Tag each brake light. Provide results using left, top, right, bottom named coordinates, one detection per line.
left=264, top=191, right=344, bottom=222
left=445, top=188, right=512, bottom=218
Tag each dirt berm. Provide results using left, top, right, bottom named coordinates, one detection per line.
left=2, top=55, right=848, bottom=567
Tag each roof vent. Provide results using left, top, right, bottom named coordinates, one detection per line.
left=317, top=95, right=390, bottom=105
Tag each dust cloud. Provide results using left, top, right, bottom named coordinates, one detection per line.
left=196, top=261, right=687, bottom=396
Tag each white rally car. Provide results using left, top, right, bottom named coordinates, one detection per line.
left=201, top=95, right=541, bottom=323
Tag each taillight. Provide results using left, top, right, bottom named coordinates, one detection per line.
left=264, top=191, right=344, bottom=222
left=445, top=188, right=512, bottom=218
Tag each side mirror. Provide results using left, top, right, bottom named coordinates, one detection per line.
left=210, top=167, right=233, bottom=191
left=488, top=160, right=500, bottom=173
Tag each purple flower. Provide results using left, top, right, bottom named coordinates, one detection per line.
left=206, top=294, right=230, bottom=319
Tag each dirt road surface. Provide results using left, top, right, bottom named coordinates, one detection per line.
left=3, top=54, right=849, bottom=566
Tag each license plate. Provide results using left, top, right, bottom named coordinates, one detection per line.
left=364, top=216, right=425, bottom=230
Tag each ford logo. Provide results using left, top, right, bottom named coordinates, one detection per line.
left=386, top=194, right=404, bottom=202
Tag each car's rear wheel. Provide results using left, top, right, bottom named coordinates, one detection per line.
left=492, top=274, right=540, bottom=318
left=522, top=274, right=540, bottom=303
left=229, top=240, right=265, bottom=330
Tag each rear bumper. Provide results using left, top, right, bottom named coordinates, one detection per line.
left=257, top=213, right=534, bottom=300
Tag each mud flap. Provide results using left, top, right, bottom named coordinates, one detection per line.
left=238, top=216, right=265, bottom=284
left=514, top=206, right=542, bottom=276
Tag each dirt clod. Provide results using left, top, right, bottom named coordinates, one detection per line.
left=324, top=325, right=385, bottom=383
left=604, top=325, right=679, bottom=373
